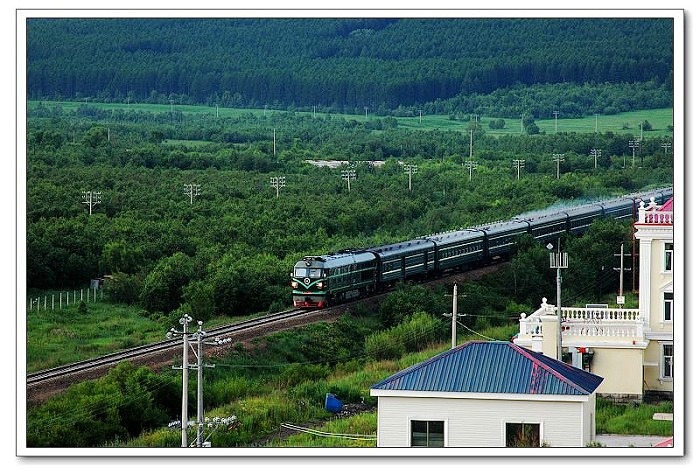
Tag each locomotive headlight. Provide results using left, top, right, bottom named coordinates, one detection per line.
left=316, top=282, right=324, bottom=289
left=291, top=281, right=299, bottom=288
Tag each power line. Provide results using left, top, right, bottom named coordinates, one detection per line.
left=82, top=190, right=101, bottom=215
left=403, top=164, right=418, bottom=192
left=464, top=160, right=477, bottom=181
left=167, top=315, right=234, bottom=448
left=183, top=183, right=201, bottom=204
left=513, top=159, right=525, bottom=180
left=270, top=176, right=286, bottom=198
left=552, top=153, right=565, bottom=179
left=628, top=140, right=640, bottom=168
left=341, top=168, right=356, bottom=192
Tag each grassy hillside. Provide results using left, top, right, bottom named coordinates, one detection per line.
left=27, top=100, right=673, bottom=138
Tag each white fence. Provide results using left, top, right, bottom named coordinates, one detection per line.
left=518, top=298, right=644, bottom=343
left=27, top=287, right=104, bottom=312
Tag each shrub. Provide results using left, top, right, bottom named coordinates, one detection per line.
left=365, top=311, right=444, bottom=360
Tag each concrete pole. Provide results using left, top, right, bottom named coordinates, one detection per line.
left=452, top=283, right=457, bottom=348
left=556, top=265, right=562, bottom=361
left=181, top=317, right=189, bottom=448
left=197, top=328, right=204, bottom=448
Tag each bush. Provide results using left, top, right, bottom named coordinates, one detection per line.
left=103, top=272, right=142, bottom=304
left=365, top=311, right=444, bottom=360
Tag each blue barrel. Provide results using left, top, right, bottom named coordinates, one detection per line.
left=324, top=393, right=343, bottom=414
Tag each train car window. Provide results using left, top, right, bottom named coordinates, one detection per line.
left=294, top=268, right=307, bottom=278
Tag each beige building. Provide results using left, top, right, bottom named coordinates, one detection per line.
left=513, top=197, right=674, bottom=401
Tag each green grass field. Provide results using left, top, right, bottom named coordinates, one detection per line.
left=25, top=300, right=164, bottom=373
left=28, top=100, right=673, bottom=138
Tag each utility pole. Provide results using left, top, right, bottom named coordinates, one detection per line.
left=590, top=148, right=601, bottom=169
left=464, top=160, right=477, bottom=182
left=661, top=142, right=672, bottom=155
left=404, top=164, right=418, bottom=192
left=469, top=129, right=474, bottom=158
left=547, top=240, right=568, bottom=361
left=167, top=316, right=233, bottom=448
left=167, top=314, right=193, bottom=448
left=513, top=159, right=525, bottom=180
left=82, top=191, right=101, bottom=215
left=194, top=322, right=231, bottom=448
left=442, top=283, right=466, bottom=349
left=553, top=110, right=559, bottom=133
left=595, top=113, right=599, bottom=133
left=552, top=153, right=565, bottom=179
left=628, top=140, right=639, bottom=168
left=270, top=176, right=286, bottom=198
left=183, top=184, right=201, bottom=204
left=273, top=128, right=276, bottom=157
left=341, top=168, right=356, bottom=192
left=613, top=244, right=632, bottom=307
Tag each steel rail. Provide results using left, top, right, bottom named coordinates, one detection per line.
left=26, top=308, right=311, bottom=385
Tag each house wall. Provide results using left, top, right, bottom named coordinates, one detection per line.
left=643, top=339, right=674, bottom=393
left=375, top=394, right=594, bottom=448
left=589, top=347, right=645, bottom=398
left=636, top=221, right=673, bottom=397
left=648, top=237, right=674, bottom=333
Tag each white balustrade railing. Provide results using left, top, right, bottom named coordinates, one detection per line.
left=641, top=210, right=673, bottom=225
left=517, top=299, right=644, bottom=343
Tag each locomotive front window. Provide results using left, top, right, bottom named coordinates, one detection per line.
left=294, top=268, right=308, bottom=278
left=309, top=269, right=322, bottom=278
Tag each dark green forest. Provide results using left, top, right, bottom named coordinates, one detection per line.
left=27, top=18, right=673, bottom=115
left=27, top=103, right=673, bottom=323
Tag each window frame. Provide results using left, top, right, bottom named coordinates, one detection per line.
left=663, top=242, right=673, bottom=272
left=660, top=343, right=674, bottom=380
left=409, top=419, right=446, bottom=447
left=504, top=421, right=542, bottom=447
left=663, top=291, right=673, bottom=322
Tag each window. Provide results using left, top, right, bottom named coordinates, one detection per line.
left=662, top=344, right=673, bottom=379
left=505, top=422, right=541, bottom=447
left=410, top=420, right=444, bottom=447
left=663, top=292, right=673, bottom=322
left=309, top=268, right=322, bottom=278
left=294, top=268, right=307, bottom=278
left=664, top=243, right=673, bottom=272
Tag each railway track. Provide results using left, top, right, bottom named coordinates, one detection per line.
left=26, top=263, right=504, bottom=404
left=26, top=308, right=314, bottom=386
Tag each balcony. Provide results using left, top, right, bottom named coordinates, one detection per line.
left=637, top=198, right=673, bottom=226
left=515, top=298, right=645, bottom=349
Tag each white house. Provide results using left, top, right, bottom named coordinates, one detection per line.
left=370, top=340, right=603, bottom=447
left=512, top=196, right=675, bottom=402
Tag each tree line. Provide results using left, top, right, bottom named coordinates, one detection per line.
left=27, top=18, right=673, bottom=112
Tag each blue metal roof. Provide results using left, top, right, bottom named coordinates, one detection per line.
left=371, top=341, right=603, bottom=396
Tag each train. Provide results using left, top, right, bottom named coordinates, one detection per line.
left=291, top=187, right=673, bottom=309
